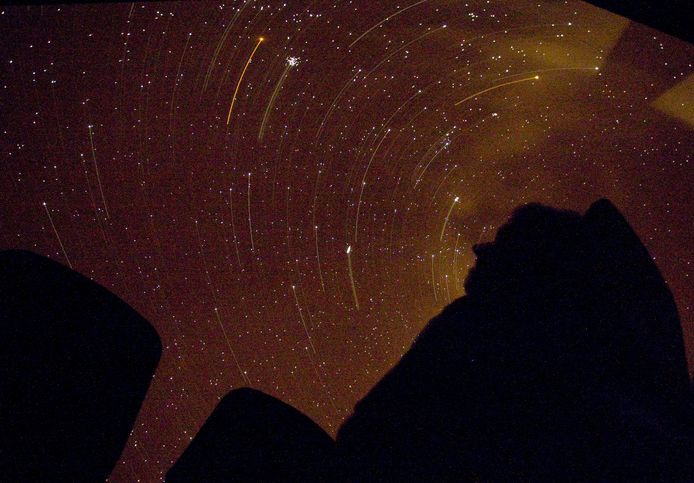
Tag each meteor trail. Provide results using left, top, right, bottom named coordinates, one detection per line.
left=455, top=75, right=539, bottom=106
left=453, top=233, right=461, bottom=291
left=226, top=37, right=264, bottom=126
left=213, top=307, right=250, bottom=385
left=431, top=253, right=437, bottom=302
left=88, top=124, right=109, bottom=219
left=440, top=196, right=459, bottom=241
left=292, top=284, right=316, bottom=353
left=259, top=57, right=298, bottom=141
left=311, top=168, right=326, bottom=293
left=314, top=224, right=326, bottom=292
left=42, top=202, right=72, bottom=269
left=247, top=173, right=254, bottom=252
left=78, top=153, right=108, bottom=244
left=346, top=245, right=359, bottom=310
left=494, top=66, right=599, bottom=82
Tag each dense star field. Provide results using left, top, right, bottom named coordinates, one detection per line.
left=1, top=1, right=692, bottom=480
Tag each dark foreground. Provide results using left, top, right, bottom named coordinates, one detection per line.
left=1, top=199, right=692, bottom=481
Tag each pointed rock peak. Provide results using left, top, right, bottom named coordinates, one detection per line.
left=335, top=199, right=693, bottom=481
left=581, top=200, right=689, bottom=394
left=167, top=388, right=335, bottom=482
left=584, top=198, right=644, bottom=250
left=586, top=197, right=620, bottom=217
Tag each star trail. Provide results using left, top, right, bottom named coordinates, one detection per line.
left=1, top=1, right=692, bottom=480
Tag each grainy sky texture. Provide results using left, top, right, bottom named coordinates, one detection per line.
left=0, top=1, right=692, bottom=480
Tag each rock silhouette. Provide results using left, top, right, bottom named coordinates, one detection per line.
left=166, top=387, right=336, bottom=482
left=336, top=199, right=693, bottom=481
left=0, top=250, right=161, bottom=482
left=2, top=198, right=692, bottom=482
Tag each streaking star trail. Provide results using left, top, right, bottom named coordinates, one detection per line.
left=42, top=201, right=72, bottom=269
left=455, top=75, right=540, bottom=106
left=346, top=245, right=359, bottom=311
left=259, top=56, right=299, bottom=141
left=227, top=36, right=264, bottom=126
left=0, top=1, right=692, bottom=481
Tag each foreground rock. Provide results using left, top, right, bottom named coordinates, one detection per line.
left=336, top=199, right=693, bottom=481
left=0, top=250, right=161, bottom=482
left=167, top=388, right=336, bottom=482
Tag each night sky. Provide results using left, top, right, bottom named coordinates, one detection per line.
left=1, top=1, right=692, bottom=480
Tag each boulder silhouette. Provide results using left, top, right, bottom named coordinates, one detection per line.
left=0, top=250, right=161, bottom=482
left=167, top=387, right=336, bottom=482
left=336, top=199, right=693, bottom=481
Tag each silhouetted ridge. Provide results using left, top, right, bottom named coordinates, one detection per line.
left=0, top=250, right=161, bottom=482
left=8, top=198, right=689, bottom=482
left=584, top=199, right=690, bottom=397
left=336, top=199, right=693, bottom=481
left=167, top=387, right=336, bottom=482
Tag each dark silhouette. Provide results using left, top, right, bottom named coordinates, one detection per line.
left=0, top=250, right=161, bottom=482
left=336, top=199, right=693, bottom=481
left=581, top=0, right=691, bottom=44
left=2, top=199, right=692, bottom=482
left=166, top=388, right=336, bottom=482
